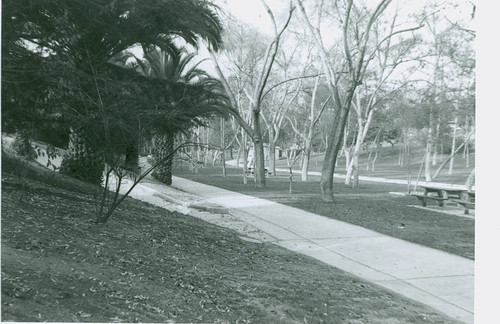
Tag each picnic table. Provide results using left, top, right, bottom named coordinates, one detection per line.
left=412, top=185, right=464, bottom=207
left=412, top=185, right=476, bottom=214
left=245, top=167, right=272, bottom=177
left=451, top=190, right=476, bottom=215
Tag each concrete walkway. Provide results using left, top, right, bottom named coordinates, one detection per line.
left=166, top=176, right=474, bottom=324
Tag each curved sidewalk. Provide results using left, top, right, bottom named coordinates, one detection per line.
left=170, top=176, right=474, bottom=324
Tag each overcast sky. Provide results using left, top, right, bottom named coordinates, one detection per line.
left=218, top=0, right=476, bottom=34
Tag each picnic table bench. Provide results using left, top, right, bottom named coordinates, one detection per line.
left=451, top=190, right=475, bottom=214
left=245, top=167, right=272, bottom=177
left=451, top=199, right=475, bottom=214
left=412, top=185, right=476, bottom=214
left=412, top=185, right=465, bottom=207
left=189, top=160, right=205, bottom=173
left=193, top=160, right=205, bottom=168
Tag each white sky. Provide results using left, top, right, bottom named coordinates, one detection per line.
left=219, top=0, right=475, bottom=34
left=217, top=0, right=288, bottom=35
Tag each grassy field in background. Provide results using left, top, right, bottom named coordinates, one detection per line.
left=174, top=166, right=474, bottom=260
left=267, top=145, right=475, bottom=185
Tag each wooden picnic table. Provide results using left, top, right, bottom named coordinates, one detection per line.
left=463, top=191, right=475, bottom=202
left=245, top=167, right=272, bottom=177
left=451, top=190, right=475, bottom=215
left=419, top=185, right=465, bottom=199
left=413, top=185, right=465, bottom=207
left=413, top=185, right=476, bottom=214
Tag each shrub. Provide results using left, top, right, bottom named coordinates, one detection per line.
left=11, top=133, right=37, bottom=161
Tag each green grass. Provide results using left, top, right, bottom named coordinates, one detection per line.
left=273, top=145, right=475, bottom=185
left=174, top=166, right=474, bottom=260
left=1, top=153, right=460, bottom=323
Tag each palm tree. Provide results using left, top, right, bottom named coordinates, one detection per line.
left=3, top=0, right=225, bottom=184
left=129, top=47, right=229, bottom=184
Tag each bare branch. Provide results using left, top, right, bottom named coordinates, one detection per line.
left=312, top=95, right=332, bottom=127
left=262, top=73, right=323, bottom=100
left=254, top=3, right=295, bottom=106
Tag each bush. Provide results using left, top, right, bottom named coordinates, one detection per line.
left=11, top=133, right=37, bottom=161
left=60, top=145, right=104, bottom=186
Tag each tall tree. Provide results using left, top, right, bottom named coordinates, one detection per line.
left=294, top=0, right=421, bottom=201
left=286, top=76, right=332, bottom=181
left=415, top=0, right=475, bottom=181
left=344, top=19, right=420, bottom=187
left=209, top=0, right=295, bottom=188
left=125, top=47, right=230, bottom=185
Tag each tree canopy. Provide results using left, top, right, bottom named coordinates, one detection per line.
left=2, top=0, right=226, bottom=147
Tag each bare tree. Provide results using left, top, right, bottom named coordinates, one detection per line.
left=433, top=127, right=474, bottom=179
left=260, top=44, right=317, bottom=176
left=344, top=19, right=419, bottom=187
left=286, top=75, right=331, bottom=181
left=209, top=1, right=295, bottom=188
left=294, top=0, right=421, bottom=201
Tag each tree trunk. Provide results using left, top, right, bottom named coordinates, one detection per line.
left=243, top=141, right=249, bottom=184
left=342, top=121, right=351, bottom=170
left=350, top=153, right=359, bottom=188
left=251, top=109, right=266, bottom=188
left=432, top=121, right=440, bottom=165
left=405, top=137, right=412, bottom=194
left=425, top=122, right=433, bottom=182
left=448, top=116, right=458, bottom=174
left=465, top=139, right=470, bottom=168
left=152, top=132, right=175, bottom=185
left=345, top=122, right=363, bottom=185
left=221, top=118, right=226, bottom=177
left=398, top=133, right=404, bottom=167
left=236, top=146, right=241, bottom=168
left=301, top=137, right=312, bottom=181
left=414, top=149, right=428, bottom=192
left=367, top=129, right=381, bottom=171
left=346, top=106, right=374, bottom=185
left=320, top=103, right=350, bottom=202
left=463, top=115, right=469, bottom=162
left=371, top=142, right=379, bottom=171
left=424, top=144, right=432, bottom=182
left=366, top=140, right=374, bottom=171
left=268, top=127, right=276, bottom=176
left=465, top=168, right=475, bottom=190
left=236, top=129, right=244, bottom=169
left=433, top=128, right=474, bottom=179
left=124, top=140, right=139, bottom=172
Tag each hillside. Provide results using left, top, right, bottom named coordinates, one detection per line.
left=1, top=152, right=456, bottom=323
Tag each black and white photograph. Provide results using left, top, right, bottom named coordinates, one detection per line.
left=2, top=0, right=492, bottom=323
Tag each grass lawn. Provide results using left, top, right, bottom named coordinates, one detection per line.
left=174, top=166, right=474, bottom=260
left=1, top=153, right=460, bottom=323
left=273, top=145, right=475, bottom=185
